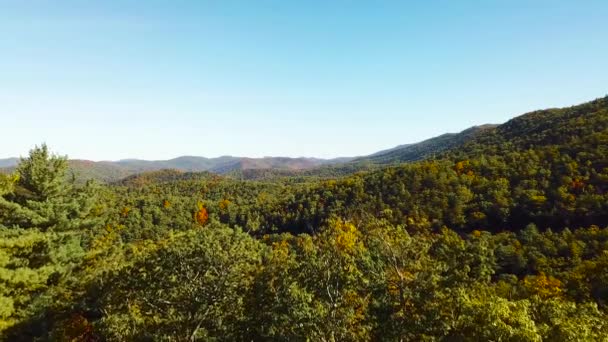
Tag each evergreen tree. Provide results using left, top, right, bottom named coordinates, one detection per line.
left=0, top=145, right=102, bottom=336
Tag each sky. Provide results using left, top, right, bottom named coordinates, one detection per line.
left=1, top=0, right=607, bottom=161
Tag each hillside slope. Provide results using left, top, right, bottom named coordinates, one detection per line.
left=257, top=96, right=608, bottom=234
left=353, top=124, right=497, bottom=165
left=450, top=96, right=608, bottom=159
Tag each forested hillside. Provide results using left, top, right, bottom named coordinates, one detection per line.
left=1, top=96, right=607, bottom=340
left=353, top=124, right=497, bottom=165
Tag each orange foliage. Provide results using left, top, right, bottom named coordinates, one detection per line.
left=571, top=178, right=585, bottom=191
left=195, top=204, right=209, bottom=226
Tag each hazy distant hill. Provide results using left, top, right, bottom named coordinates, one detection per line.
left=112, top=156, right=240, bottom=173
left=112, top=156, right=352, bottom=174
left=0, top=158, right=19, bottom=168
left=0, top=155, right=357, bottom=183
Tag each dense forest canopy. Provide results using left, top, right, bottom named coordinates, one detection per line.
left=1, top=96, right=607, bottom=340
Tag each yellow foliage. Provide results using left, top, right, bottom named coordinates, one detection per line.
left=218, top=199, right=231, bottom=210
left=522, top=273, right=562, bottom=299
left=455, top=160, right=471, bottom=175
left=333, top=221, right=360, bottom=253
left=343, top=289, right=360, bottom=306
left=513, top=240, right=522, bottom=250
left=325, top=179, right=338, bottom=188
left=130, top=239, right=163, bottom=257
left=121, top=206, right=131, bottom=217
left=257, top=192, right=269, bottom=203
left=271, top=240, right=291, bottom=261
left=530, top=195, right=547, bottom=206
left=424, top=161, right=440, bottom=174
left=296, top=236, right=315, bottom=254
left=471, top=211, right=486, bottom=222
left=128, top=302, right=145, bottom=324
left=0, top=173, right=18, bottom=196
left=163, top=199, right=171, bottom=208
left=387, top=269, right=414, bottom=297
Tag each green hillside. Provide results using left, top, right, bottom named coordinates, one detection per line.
left=452, top=96, right=608, bottom=158
left=354, top=124, right=496, bottom=164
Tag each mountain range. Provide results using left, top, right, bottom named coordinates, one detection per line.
left=0, top=126, right=485, bottom=182
left=0, top=154, right=358, bottom=183
left=2, top=95, right=606, bottom=182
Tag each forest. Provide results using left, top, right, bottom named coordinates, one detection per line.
left=1, top=96, right=608, bottom=341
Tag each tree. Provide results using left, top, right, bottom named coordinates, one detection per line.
left=95, top=225, right=265, bottom=341
left=0, top=145, right=102, bottom=336
left=1, top=144, right=101, bottom=232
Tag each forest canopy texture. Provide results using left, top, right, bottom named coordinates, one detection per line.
left=1, top=96, right=608, bottom=341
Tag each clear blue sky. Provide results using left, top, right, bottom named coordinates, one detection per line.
left=1, top=0, right=607, bottom=160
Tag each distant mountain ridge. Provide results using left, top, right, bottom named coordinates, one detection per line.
left=0, top=126, right=494, bottom=177
left=0, top=119, right=575, bottom=182
left=3, top=95, right=606, bottom=182
left=0, top=158, right=19, bottom=168
left=0, top=155, right=357, bottom=182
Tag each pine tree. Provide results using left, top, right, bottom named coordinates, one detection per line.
left=0, top=144, right=102, bottom=335
left=1, top=144, right=100, bottom=232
